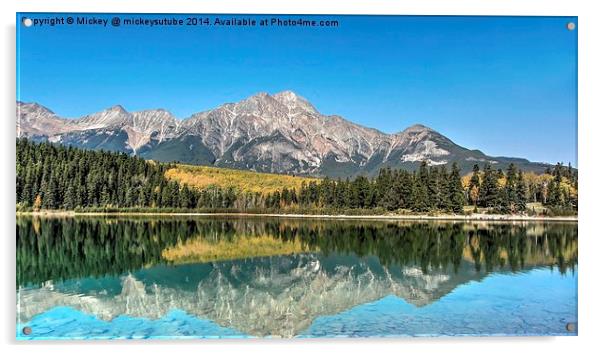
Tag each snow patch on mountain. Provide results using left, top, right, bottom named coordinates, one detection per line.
left=400, top=140, right=450, bottom=166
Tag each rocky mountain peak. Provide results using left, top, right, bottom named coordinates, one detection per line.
left=78, top=105, right=132, bottom=129
left=230, top=92, right=282, bottom=117
left=131, top=109, right=178, bottom=128
left=402, top=123, right=434, bottom=134
left=109, top=104, right=127, bottom=113
left=18, top=101, right=55, bottom=115
left=272, top=90, right=319, bottom=115
left=17, top=101, right=67, bottom=137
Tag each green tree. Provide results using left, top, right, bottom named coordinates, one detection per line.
left=516, top=170, right=527, bottom=212
left=504, top=163, right=519, bottom=213
left=479, top=165, right=499, bottom=209
left=447, top=163, right=465, bottom=213
left=411, top=165, right=429, bottom=212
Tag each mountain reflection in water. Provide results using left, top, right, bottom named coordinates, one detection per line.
left=16, top=216, right=577, bottom=338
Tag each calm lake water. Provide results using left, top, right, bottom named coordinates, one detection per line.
left=16, top=216, right=578, bottom=339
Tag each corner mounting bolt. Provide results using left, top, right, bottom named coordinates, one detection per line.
left=22, top=17, right=33, bottom=27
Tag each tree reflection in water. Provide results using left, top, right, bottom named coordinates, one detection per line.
left=17, top=216, right=577, bottom=287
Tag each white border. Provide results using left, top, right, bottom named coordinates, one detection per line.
left=2, top=1, right=600, bottom=353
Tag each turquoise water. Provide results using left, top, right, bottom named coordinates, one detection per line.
left=17, top=308, right=250, bottom=339
left=18, top=268, right=577, bottom=339
left=16, top=217, right=578, bottom=339
left=302, top=268, right=577, bottom=337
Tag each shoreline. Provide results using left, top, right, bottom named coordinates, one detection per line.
left=16, top=211, right=578, bottom=222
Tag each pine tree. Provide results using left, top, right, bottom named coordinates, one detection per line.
left=335, top=179, right=348, bottom=208
left=64, top=184, right=76, bottom=209
left=496, top=184, right=510, bottom=213
left=428, top=167, right=441, bottom=210
left=398, top=171, right=413, bottom=209
left=448, top=163, right=465, bottom=213
left=504, top=164, right=518, bottom=213
left=516, top=170, right=527, bottom=212
left=438, top=166, right=451, bottom=210
left=546, top=163, right=564, bottom=207
left=375, top=168, right=392, bottom=208
left=479, top=165, right=499, bottom=209
left=411, top=168, right=429, bottom=212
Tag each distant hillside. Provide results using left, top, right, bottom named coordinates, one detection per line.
left=165, top=164, right=318, bottom=195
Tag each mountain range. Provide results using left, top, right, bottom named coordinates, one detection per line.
left=17, top=91, right=550, bottom=177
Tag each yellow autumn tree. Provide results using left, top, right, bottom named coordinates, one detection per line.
left=32, top=195, right=42, bottom=211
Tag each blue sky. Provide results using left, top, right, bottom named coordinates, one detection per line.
left=17, top=14, right=577, bottom=165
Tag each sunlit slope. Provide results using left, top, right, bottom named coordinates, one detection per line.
left=165, top=164, right=318, bottom=194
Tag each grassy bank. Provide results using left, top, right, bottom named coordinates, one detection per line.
left=16, top=208, right=577, bottom=222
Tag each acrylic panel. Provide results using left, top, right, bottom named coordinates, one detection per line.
left=16, top=13, right=578, bottom=339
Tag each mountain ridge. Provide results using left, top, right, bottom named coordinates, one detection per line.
left=16, top=91, right=552, bottom=177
